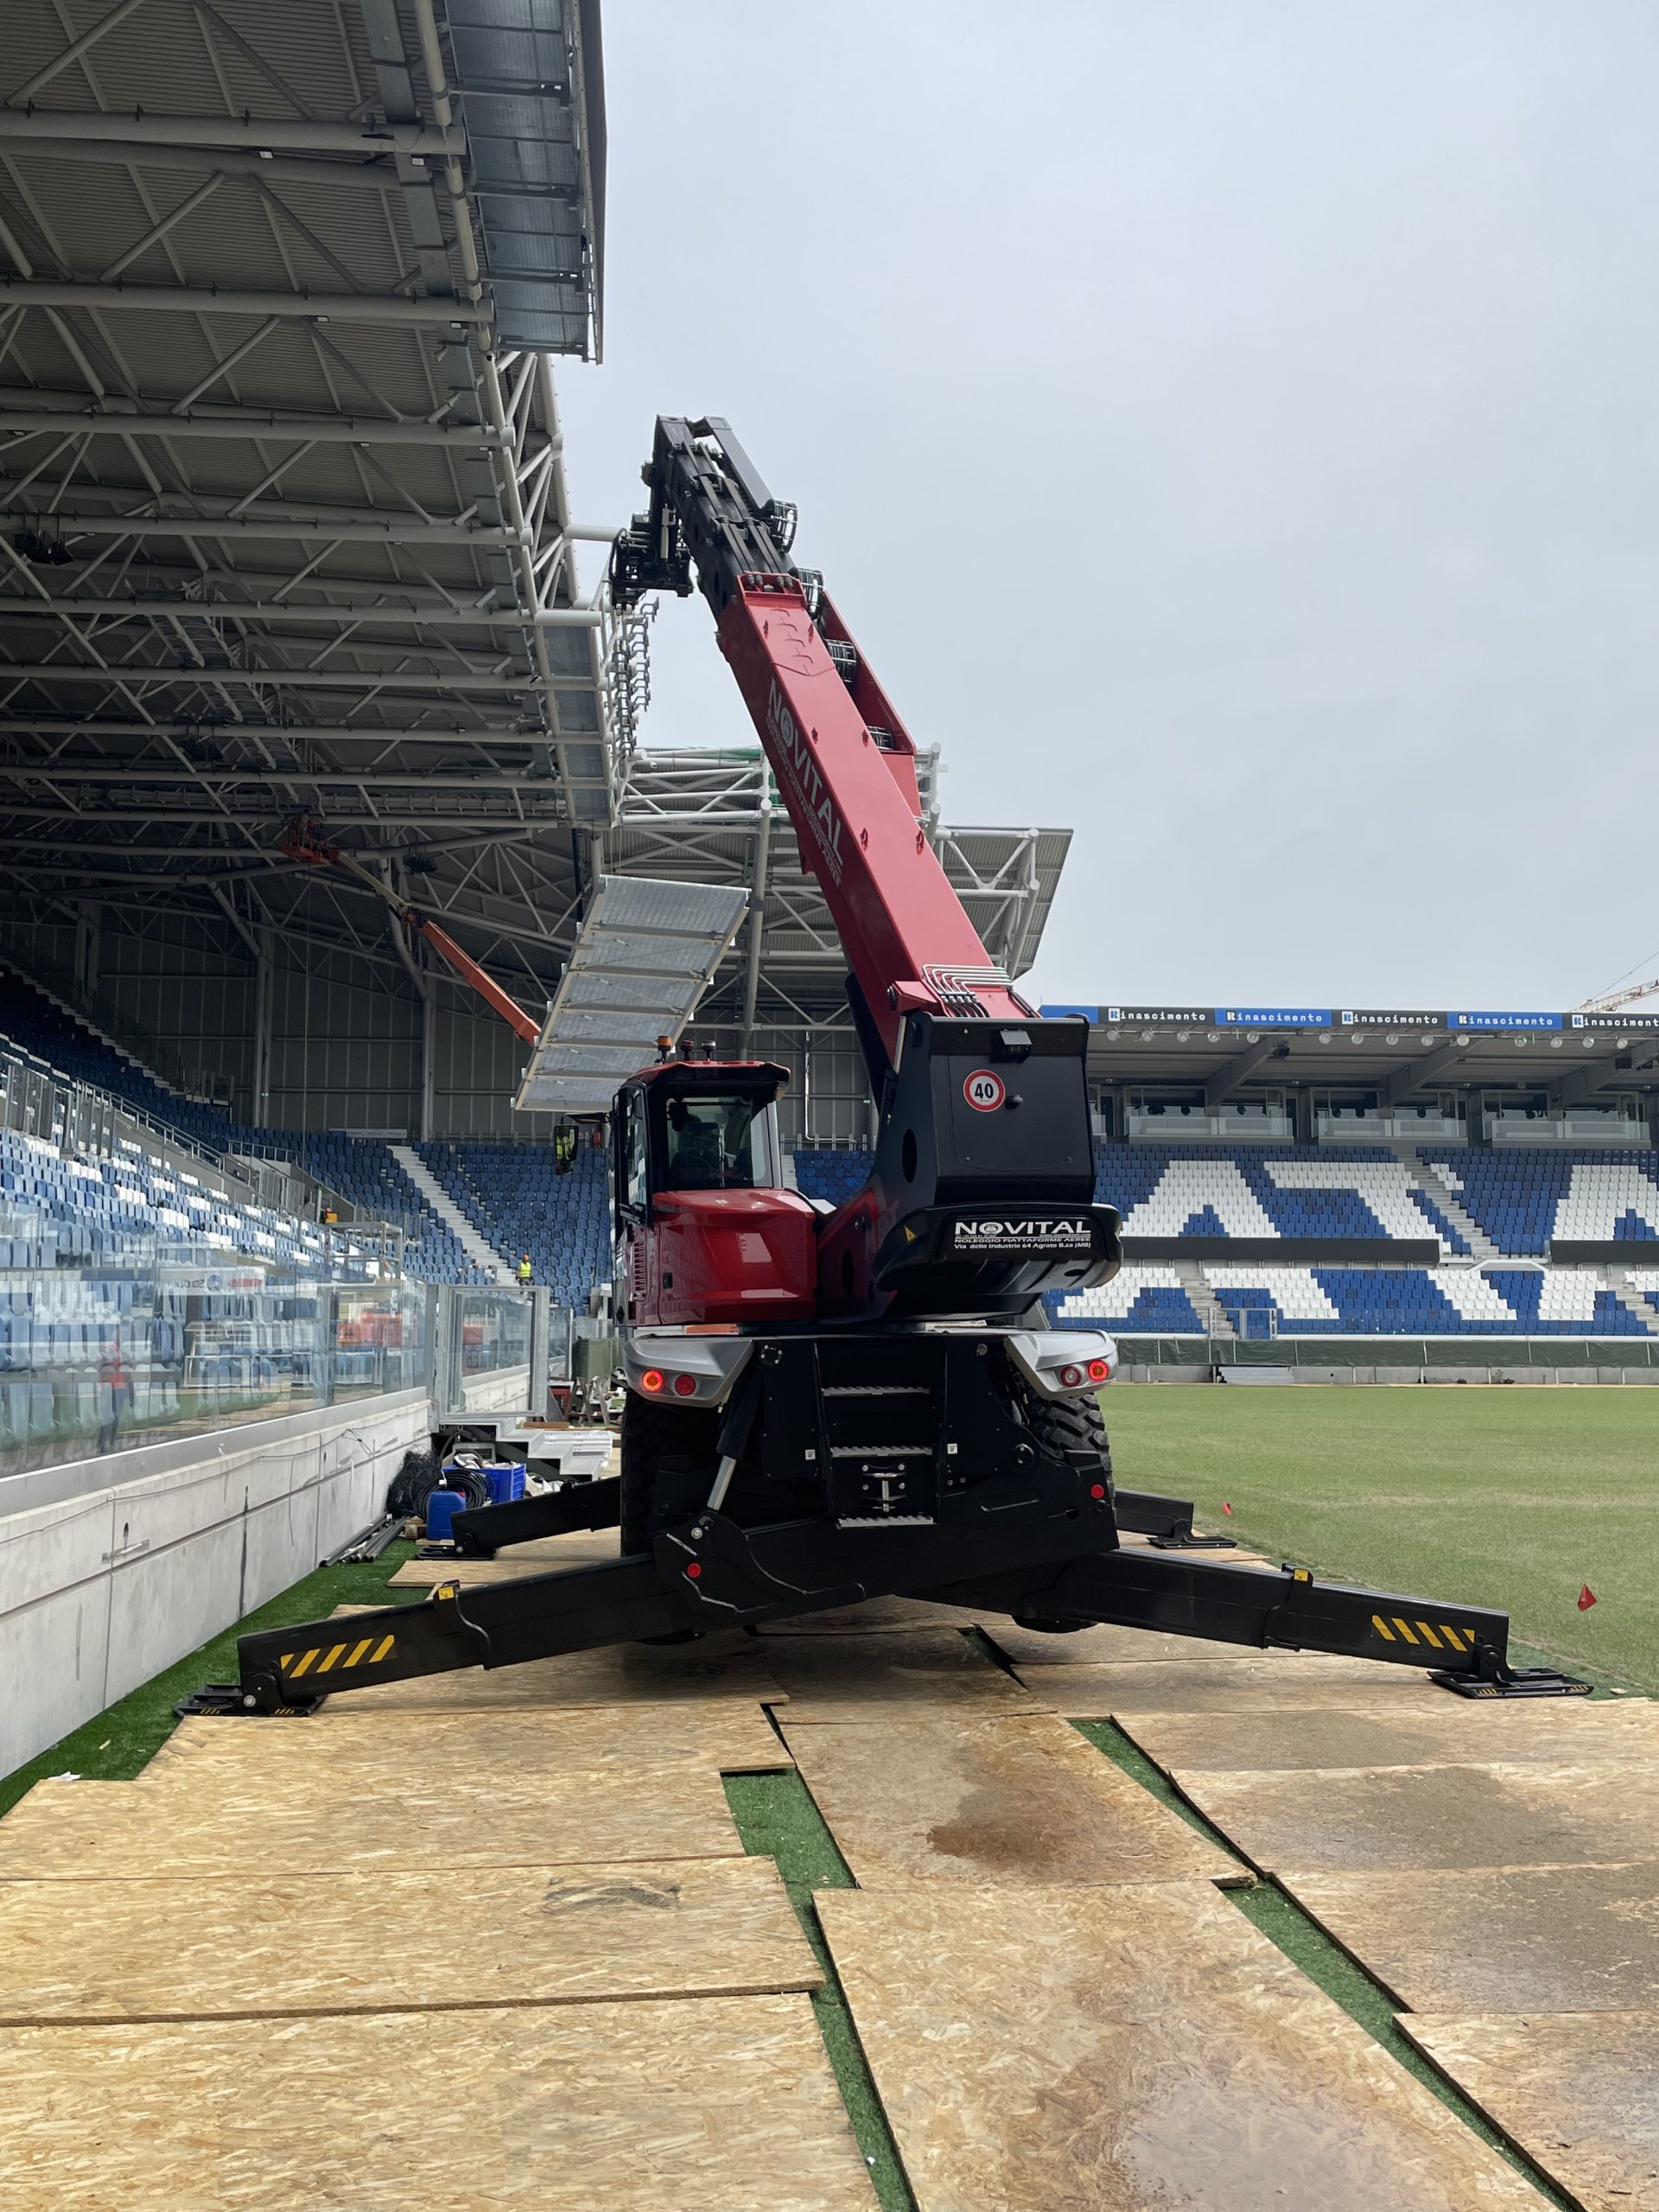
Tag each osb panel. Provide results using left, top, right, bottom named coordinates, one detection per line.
left=1283, top=1863, right=1659, bottom=2016
left=1404, top=2012, right=1659, bottom=2212
left=754, top=1596, right=984, bottom=1634
left=1121, top=1696, right=1659, bottom=1775
left=0, top=1856, right=818, bottom=2026
left=1178, top=1762, right=1659, bottom=1876
left=1035, top=1656, right=1473, bottom=1718
left=782, top=1712, right=1238, bottom=1889
left=147, top=1700, right=790, bottom=1778
left=988, top=1620, right=1403, bottom=1673
left=388, top=1534, right=620, bottom=1587
left=0, top=1995, right=874, bottom=2210
left=315, top=1616, right=789, bottom=1713
left=764, top=1628, right=1043, bottom=1722
left=0, top=1761, right=742, bottom=1882
left=818, top=1885, right=1543, bottom=2212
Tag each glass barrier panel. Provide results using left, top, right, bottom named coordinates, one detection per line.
left=0, top=1248, right=423, bottom=1480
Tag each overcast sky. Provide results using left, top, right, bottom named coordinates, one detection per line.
left=557, top=0, right=1659, bottom=1014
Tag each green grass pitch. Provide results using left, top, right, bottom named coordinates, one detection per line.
left=1102, top=1383, right=1659, bottom=1692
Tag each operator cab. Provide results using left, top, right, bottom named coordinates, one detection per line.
left=614, top=1058, right=784, bottom=1205
left=613, top=1058, right=819, bottom=1326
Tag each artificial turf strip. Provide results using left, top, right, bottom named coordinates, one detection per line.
left=1100, top=1385, right=1659, bottom=1691
left=1072, top=1719, right=1574, bottom=2210
left=0, top=1541, right=419, bottom=1819
left=723, top=1770, right=915, bottom=2212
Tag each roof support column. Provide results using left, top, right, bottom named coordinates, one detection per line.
left=741, top=799, right=772, bottom=1054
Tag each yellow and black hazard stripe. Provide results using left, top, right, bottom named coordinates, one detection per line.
left=278, top=1630, right=396, bottom=1681
left=1369, top=1613, right=1475, bottom=1654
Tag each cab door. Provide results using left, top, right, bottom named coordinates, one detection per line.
left=612, top=1085, right=657, bottom=1322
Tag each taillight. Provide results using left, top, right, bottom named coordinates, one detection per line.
left=672, top=1373, right=698, bottom=1397
left=1058, top=1364, right=1083, bottom=1389
left=640, top=1368, right=664, bottom=1393
left=1086, top=1357, right=1109, bottom=1382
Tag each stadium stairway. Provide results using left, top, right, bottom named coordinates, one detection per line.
left=391, top=1147, right=514, bottom=1286
left=1603, top=1273, right=1659, bottom=1334
left=1175, top=1262, right=1235, bottom=1339
left=1392, top=1146, right=1497, bottom=1262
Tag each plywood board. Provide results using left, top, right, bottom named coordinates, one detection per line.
left=1178, top=1762, right=1659, bottom=1875
left=314, top=1616, right=789, bottom=1713
left=146, top=1699, right=791, bottom=1780
left=0, top=1760, right=743, bottom=1882
left=1036, top=1655, right=1481, bottom=1717
left=0, top=1995, right=873, bottom=2210
left=763, top=1628, right=1042, bottom=1721
left=987, top=1620, right=1274, bottom=1668
left=818, top=1884, right=1545, bottom=2211
left=0, top=1856, right=817, bottom=2025
left=1283, top=1864, right=1659, bottom=2015
left=1403, top=2012, right=1659, bottom=2212
left=782, top=1711, right=1238, bottom=1888
left=388, top=1529, right=620, bottom=1586
left=995, top=1618, right=1407, bottom=1663
left=1121, top=1696, right=1659, bottom=1775
left=753, top=1595, right=984, bottom=1634
left=1021, top=1654, right=1424, bottom=1716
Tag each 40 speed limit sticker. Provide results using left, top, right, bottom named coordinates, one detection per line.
left=962, top=1068, right=1006, bottom=1112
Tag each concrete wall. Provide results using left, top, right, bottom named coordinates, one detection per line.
left=0, top=1388, right=429, bottom=1781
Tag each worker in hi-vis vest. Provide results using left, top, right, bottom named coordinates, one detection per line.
left=517, top=1253, right=533, bottom=1286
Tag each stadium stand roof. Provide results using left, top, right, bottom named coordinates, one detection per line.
left=1045, top=1001, right=1659, bottom=1127
left=0, top=2, right=1067, bottom=1046
left=0, top=0, right=645, bottom=961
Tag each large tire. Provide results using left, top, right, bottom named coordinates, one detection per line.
left=1015, top=1388, right=1113, bottom=1635
left=1025, top=1388, right=1113, bottom=1495
left=619, top=1391, right=722, bottom=1554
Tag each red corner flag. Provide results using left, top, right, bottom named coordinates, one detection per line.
left=1221, top=1502, right=1233, bottom=1516
left=1578, top=1585, right=1599, bottom=1611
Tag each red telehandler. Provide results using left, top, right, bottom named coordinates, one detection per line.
left=227, top=418, right=1579, bottom=1705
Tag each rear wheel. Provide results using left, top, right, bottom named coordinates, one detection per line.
left=1025, top=1388, right=1113, bottom=1494
left=1016, top=1387, right=1113, bottom=1634
left=619, top=1391, right=722, bottom=1554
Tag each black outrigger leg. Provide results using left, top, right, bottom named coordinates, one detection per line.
left=449, top=1477, right=621, bottom=1556
left=220, top=1472, right=1586, bottom=1711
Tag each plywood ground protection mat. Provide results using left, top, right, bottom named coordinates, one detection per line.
left=0, top=1760, right=744, bottom=1881
left=1402, top=2011, right=1659, bottom=2212
left=1281, top=1862, right=1659, bottom=2016
left=1173, top=1760, right=1659, bottom=1875
left=147, top=1699, right=791, bottom=1777
left=782, top=1709, right=1239, bottom=1889
left=0, top=1855, right=819, bottom=2026
left=0, top=1997, right=874, bottom=2212
left=818, top=1883, right=1545, bottom=2212
left=1120, top=1695, right=1659, bottom=1774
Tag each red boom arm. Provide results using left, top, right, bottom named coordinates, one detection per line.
left=717, top=574, right=1029, bottom=1063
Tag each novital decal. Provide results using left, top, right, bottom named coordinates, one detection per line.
left=766, top=678, right=846, bottom=886
left=950, top=1217, right=1094, bottom=1255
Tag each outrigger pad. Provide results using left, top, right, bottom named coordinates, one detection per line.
left=1114, top=1488, right=1239, bottom=1550
left=174, top=1684, right=315, bottom=1719
left=1432, top=1663, right=1592, bottom=1700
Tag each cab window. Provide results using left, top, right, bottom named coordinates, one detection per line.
left=658, top=1090, right=776, bottom=1192
left=620, top=1093, right=649, bottom=1212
